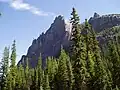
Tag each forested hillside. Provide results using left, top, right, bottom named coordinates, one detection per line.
left=0, top=8, right=120, bottom=90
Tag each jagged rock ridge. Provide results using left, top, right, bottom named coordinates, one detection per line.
left=89, top=13, right=120, bottom=32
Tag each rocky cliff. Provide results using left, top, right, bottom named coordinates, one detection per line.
left=18, top=13, right=120, bottom=68
left=89, top=13, right=120, bottom=32
left=18, top=15, right=72, bottom=67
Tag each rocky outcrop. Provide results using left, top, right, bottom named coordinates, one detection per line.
left=18, top=15, right=72, bottom=68
left=89, top=13, right=120, bottom=32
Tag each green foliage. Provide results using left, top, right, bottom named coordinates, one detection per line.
left=37, top=56, right=44, bottom=90
left=107, top=41, right=120, bottom=88
left=10, top=40, right=17, bottom=90
left=66, top=56, right=74, bottom=90
left=46, top=57, right=58, bottom=89
left=90, top=29, right=112, bottom=90
left=10, top=40, right=16, bottom=67
left=55, top=49, right=69, bottom=90
left=70, top=8, right=88, bottom=90
left=43, top=74, right=50, bottom=90
left=113, top=86, right=119, bottom=90
left=0, top=47, right=9, bottom=90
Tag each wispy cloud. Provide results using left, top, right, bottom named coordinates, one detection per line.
left=0, top=0, right=55, bottom=16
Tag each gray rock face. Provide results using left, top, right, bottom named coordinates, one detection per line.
left=89, top=13, right=120, bottom=32
left=18, top=15, right=72, bottom=68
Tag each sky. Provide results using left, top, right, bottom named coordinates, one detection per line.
left=0, top=0, right=120, bottom=62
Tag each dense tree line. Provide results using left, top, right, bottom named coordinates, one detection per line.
left=0, top=8, right=120, bottom=90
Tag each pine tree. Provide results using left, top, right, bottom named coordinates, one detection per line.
left=86, top=52, right=95, bottom=89
left=2, top=47, right=9, bottom=77
left=66, top=56, right=74, bottom=90
left=34, top=68, right=38, bottom=90
left=10, top=40, right=16, bottom=67
left=70, top=7, right=80, bottom=55
left=46, top=57, right=58, bottom=89
left=37, top=56, right=44, bottom=90
left=6, top=72, right=12, bottom=90
left=43, top=74, right=51, bottom=90
left=31, top=68, right=38, bottom=90
left=82, top=19, right=95, bottom=90
left=107, top=40, right=120, bottom=88
left=10, top=40, right=17, bottom=90
left=114, top=36, right=120, bottom=60
left=0, top=47, right=9, bottom=90
left=15, top=67, right=22, bottom=90
left=24, top=58, right=30, bottom=90
left=55, top=49, right=68, bottom=90
left=30, top=69, right=35, bottom=90
left=19, top=64, right=25, bottom=90
left=91, top=30, right=112, bottom=90
left=70, top=7, right=87, bottom=90
left=30, top=69, right=34, bottom=90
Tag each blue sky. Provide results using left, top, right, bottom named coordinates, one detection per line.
left=0, top=0, right=120, bottom=62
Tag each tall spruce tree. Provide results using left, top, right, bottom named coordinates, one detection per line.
left=46, top=58, right=52, bottom=89
left=83, top=19, right=95, bottom=90
left=15, top=66, right=22, bottom=90
left=43, top=74, right=50, bottom=90
left=10, top=40, right=16, bottom=67
left=91, top=29, right=112, bottom=90
left=6, top=72, right=12, bottom=90
left=2, top=47, right=9, bottom=77
left=0, top=47, right=9, bottom=90
left=24, top=58, right=30, bottom=90
left=31, top=68, right=38, bottom=90
left=46, top=57, right=58, bottom=90
left=55, top=49, right=69, bottom=90
left=107, top=40, right=120, bottom=88
left=37, top=56, right=44, bottom=90
left=19, top=64, right=25, bottom=90
left=70, top=7, right=87, bottom=90
left=66, top=56, right=74, bottom=90
left=10, top=40, right=17, bottom=90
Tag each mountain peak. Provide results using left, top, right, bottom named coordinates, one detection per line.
left=55, top=15, right=64, bottom=20
left=18, top=15, right=72, bottom=68
left=93, top=12, right=100, bottom=18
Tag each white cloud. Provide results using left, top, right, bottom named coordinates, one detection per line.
left=0, top=0, right=55, bottom=16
